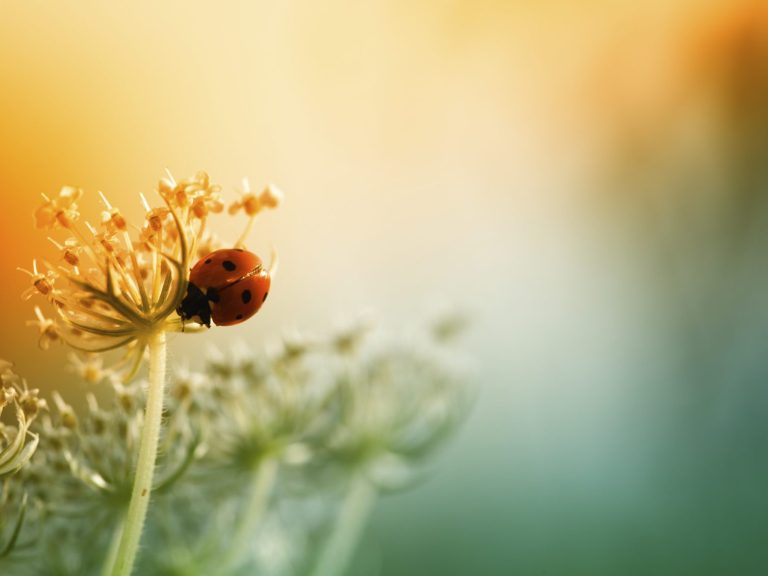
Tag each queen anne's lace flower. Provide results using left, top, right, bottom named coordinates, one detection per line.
left=20, top=171, right=280, bottom=382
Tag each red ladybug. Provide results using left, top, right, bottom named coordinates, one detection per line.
left=177, top=248, right=270, bottom=327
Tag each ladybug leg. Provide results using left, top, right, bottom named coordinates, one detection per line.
left=197, top=304, right=212, bottom=328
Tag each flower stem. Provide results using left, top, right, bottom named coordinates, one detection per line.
left=101, top=516, right=124, bottom=576
left=109, top=330, right=167, bottom=576
left=227, top=456, right=279, bottom=570
left=310, top=473, right=376, bottom=576
left=234, top=215, right=256, bottom=249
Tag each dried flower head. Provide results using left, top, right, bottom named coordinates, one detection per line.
left=21, top=171, right=280, bottom=382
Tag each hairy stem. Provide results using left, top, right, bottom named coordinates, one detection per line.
left=227, top=457, right=279, bottom=570
left=311, top=473, right=376, bottom=576
left=109, top=330, right=167, bottom=576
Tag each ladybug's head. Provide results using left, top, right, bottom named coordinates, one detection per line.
left=177, top=282, right=212, bottom=328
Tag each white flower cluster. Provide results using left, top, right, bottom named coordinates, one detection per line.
left=0, top=317, right=471, bottom=576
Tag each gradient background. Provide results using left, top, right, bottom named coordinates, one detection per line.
left=2, top=1, right=768, bottom=574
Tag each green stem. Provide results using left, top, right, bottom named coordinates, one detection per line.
left=311, top=473, right=377, bottom=576
left=101, top=516, right=125, bottom=576
left=109, top=330, right=167, bottom=576
left=227, top=457, right=279, bottom=571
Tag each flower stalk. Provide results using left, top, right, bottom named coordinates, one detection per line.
left=227, top=456, right=279, bottom=570
left=109, top=330, right=167, bottom=576
left=101, top=516, right=125, bottom=576
left=311, top=473, right=377, bottom=576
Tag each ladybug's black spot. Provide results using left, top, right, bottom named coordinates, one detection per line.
left=241, top=290, right=252, bottom=304
left=222, top=260, right=236, bottom=271
left=262, top=292, right=269, bottom=302
left=204, top=258, right=212, bottom=264
left=235, top=314, right=243, bottom=320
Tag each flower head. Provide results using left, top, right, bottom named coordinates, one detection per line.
left=22, top=171, right=280, bottom=382
left=38, top=381, right=200, bottom=512
left=0, top=360, right=45, bottom=478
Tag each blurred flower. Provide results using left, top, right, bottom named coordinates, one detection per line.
left=324, top=338, right=472, bottom=491
left=430, top=312, right=469, bottom=344
left=66, top=353, right=115, bottom=386
left=0, top=362, right=47, bottom=566
left=258, top=184, right=284, bottom=210
left=39, top=381, right=199, bottom=516
left=0, top=360, right=45, bottom=479
left=25, top=306, right=61, bottom=350
left=0, top=315, right=472, bottom=574
left=228, top=179, right=282, bottom=248
left=34, top=186, right=83, bottom=230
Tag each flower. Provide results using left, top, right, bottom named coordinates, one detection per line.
left=193, top=318, right=472, bottom=492
left=41, top=381, right=200, bottom=510
left=258, top=184, right=284, bottom=210
left=228, top=179, right=282, bottom=248
left=0, top=317, right=472, bottom=573
left=17, top=260, right=57, bottom=301
left=34, top=186, right=83, bottom=230
left=228, top=180, right=283, bottom=216
left=67, top=353, right=115, bottom=385
left=22, top=171, right=280, bottom=382
left=315, top=321, right=473, bottom=492
left=0, top=360, right=45, bottom=478
left=26, top=306, right=61, bottom=350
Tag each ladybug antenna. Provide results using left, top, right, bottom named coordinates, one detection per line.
left=268, top=246, right=279, bottom=278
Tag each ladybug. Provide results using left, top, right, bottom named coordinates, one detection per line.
left=177, top=248, right=271, bottom=327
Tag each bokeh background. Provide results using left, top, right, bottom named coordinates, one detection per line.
left=2, top=1, right=768, bottom=574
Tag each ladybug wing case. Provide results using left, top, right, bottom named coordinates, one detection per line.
left=210, top=272, right=271, bottom=326
left=189, top=248, right=263, bottom=290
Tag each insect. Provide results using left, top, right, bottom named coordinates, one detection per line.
left=177, top=248, right=271, bottom=327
